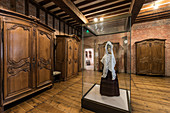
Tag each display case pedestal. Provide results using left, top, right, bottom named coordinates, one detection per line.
left=82, top=84, right=130, bottom=113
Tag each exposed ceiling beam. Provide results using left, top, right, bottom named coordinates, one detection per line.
left=46, top=5, right=57, bottom=10
left=88, top=10, right=129, bottom=21
left=79, top=0, right=118, bottom=12
left=39, top=0, right=52, bottom=6
left=135, top=13, right=170, bottom=23
left=51, top=0, right=89, bottom=24
left=75, top=0, right=97, bottom=7
left=130, top=0, right=145, bottom=25
left=83, top=0, right=131, bottom=15
left=86, top=5, right=130, bottom=18
left=53, top=9, right=63, bottom=14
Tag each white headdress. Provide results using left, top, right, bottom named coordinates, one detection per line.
left=101, top=41, right=116, bottom=80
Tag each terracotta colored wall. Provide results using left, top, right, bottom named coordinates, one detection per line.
left=131, top=18, right=170, bottom=76
left=16, top=0, right=25, bottom=14
left=29, top=3, right=36, bottom=17
left=48, top=14, right=53, bottom=28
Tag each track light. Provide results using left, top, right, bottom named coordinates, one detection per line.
left=94, top=18, right=98, bottom=22
left=100, top=17, right=104, bottom=21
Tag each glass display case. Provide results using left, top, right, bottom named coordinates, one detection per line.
left=81, top=14, right=132, bottom=113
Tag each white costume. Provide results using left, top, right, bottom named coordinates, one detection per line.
left=101, top=41, right=116, bottom=80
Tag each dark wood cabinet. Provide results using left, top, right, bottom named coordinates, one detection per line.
left=136, top=39, right=165, bottom=76
left=55, top=35, right=80, bottom=80
left=0, top=8, right=54, bottom=109
left=98, top=42, right=119, bottom=72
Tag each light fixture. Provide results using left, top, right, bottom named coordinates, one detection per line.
left=100, top=17, right=104, bottom=21
left=124, top=40, right=128, bottom=44
left=94, top=18, right=98, bottom=22
left=153, top=2, right=159, bottom=9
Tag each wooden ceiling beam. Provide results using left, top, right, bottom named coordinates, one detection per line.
left=53, top=9, right=63, bottom=14
left=135, top=13, right=170, bottom=23
left=51, top=0, right=89, bottom=24
left=39, top=0, right=52, bottom=6
left=83, top=0, right=131, bottom=15
left=30, top=0, right=77, bottom=28
left=130, top=0, right=145, bottom=25
left=79, top=0, right=116, bottom=12
left=86, top=5, right=130, bottom=18
left=137, top=10, right=170, bottom=20
left=88, top=10, right=129, bottom=21
left=75, top=0, right=97, bottom=7
left=46, top=5, right=58, bottom=10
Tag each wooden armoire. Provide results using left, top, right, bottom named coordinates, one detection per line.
left=0, top=8, right=54, bottom=109
left=55, top=35, right=80, bottom=80
left=136, top=39, right=165, bottom=76
left=98, top=42, right=119, bottom=72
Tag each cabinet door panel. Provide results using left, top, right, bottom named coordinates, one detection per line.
left=37, top=30, right=52, bottom=87
left=4, top=22, right=32, bottom=99
left=151, top=41, right=165, bottom=75
left=55, top=38, right=66, bottom=79
left=67, top=39, right=73, bottom=77
left=73, top=41, right=78, bottom=74
left=136, top=42, right=151, bottom=74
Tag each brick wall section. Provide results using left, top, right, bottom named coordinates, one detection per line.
left=0, top=0, right=10, bottom=10
left=29, top=3, right=36, bottom=17
left=54, top=18, right=59, bottom=35
left=40, top=9, right=45, bottom=24
left=132, top=18, right=170, bottom=76
left=65, top=24, right=68, bottom=35
left=48, top=14, right=53, bottom=28
left=60, top=21, right=64, bottom=35
left=16, top=0, right=25, bottom=14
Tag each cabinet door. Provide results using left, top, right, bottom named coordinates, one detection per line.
left=136, top=41, right=151, bottom=74
left=55, top=38, right=66, bottom=79
left=67, top=39, right=73, bottom=78
left=3, top=20, right=33, bottom=100
left=37, top=29, right=52, bottom=87
left=151, top=41, right=165, bottom=75
left=73, top=41, right=78, bottom=74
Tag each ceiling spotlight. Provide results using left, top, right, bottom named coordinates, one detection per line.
left=94, top=18, right=98, bottom=22
left=100, top=17, right=104, bottom=21
left=153, top=2, right=158, bottom=9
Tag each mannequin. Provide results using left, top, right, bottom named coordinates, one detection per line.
left=100, top=41, right=120, bottom=96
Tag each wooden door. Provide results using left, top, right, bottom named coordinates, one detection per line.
left=55, top=38, right=66, bottom=79
left=136, top=41, right=151, bottom=74
left=67, top=39, right=73, bottom=78
left=151, top=41, right=165, bottom=75
left=37, top=29, right=52, bottom=87
left=3, top=19, right=33, bottom=100
left=73, top=40, right=78, bottom=75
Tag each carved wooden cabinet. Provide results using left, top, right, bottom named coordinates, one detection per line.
left=136, top=39, right=165, bottom=76
left=98, top=42, right=119, bottom=72
left=0, top=8, right=54, bottom=109
left=55, top=35, right=80, bottom=80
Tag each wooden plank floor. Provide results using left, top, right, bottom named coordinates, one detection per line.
left=4, top=71, right=170, bottom=113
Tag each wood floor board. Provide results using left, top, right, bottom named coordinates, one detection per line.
left=3, top=71, right=170, bottom=113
